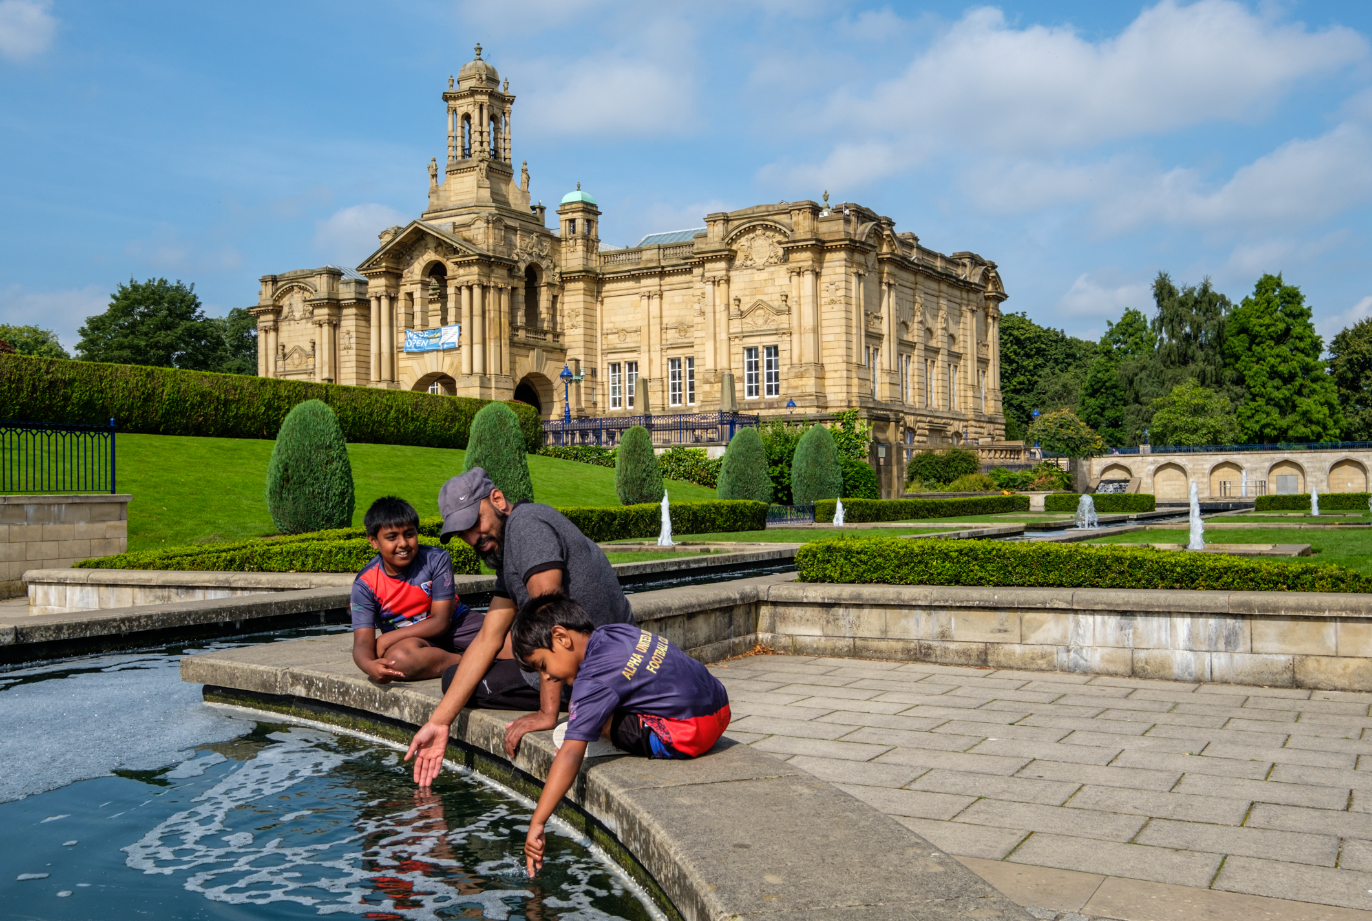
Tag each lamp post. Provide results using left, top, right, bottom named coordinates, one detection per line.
left=786, top=398, right=796, bottom=418
left=559, top=364, right=583, bottom=424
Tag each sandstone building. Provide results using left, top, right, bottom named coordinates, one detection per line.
left=250, top=47, right=1008, bottom=495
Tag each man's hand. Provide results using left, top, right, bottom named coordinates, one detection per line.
left=364, top=657, right=405, bottom=683
left=504, top=710, right=558, bottom=759
left=525, top=821, right=546, bottom=876
left=404, top=721, right=450, bottom=787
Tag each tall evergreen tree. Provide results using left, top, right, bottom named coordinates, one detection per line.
left=265, top=400, right=355, bottom=534
left=463, top=403, right=535, bottom=504
left=1224, top=274, right=1341, bottom=443
left=998, top=312, right=1097, bottom=438
left=1149, top=381, right=1239, bottom=446
left=1149, top=272, right=1231, bottom=390
left=1329, top=318, right=1372, bottom=440
left=77, top=278, right=224, bottom=370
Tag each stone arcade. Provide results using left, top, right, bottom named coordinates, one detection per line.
left=250, top=47, right=1008, bottom=493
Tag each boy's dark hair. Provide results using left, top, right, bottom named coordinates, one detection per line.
left=364, top=496, right=420, bottom=538
left=512, top=592, right=596, bottom=663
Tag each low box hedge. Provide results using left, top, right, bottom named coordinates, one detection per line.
left=0, top=353, right=542, bottom=452
left=795, top=537, right=1372, bottom=593
left=1256, top=493, right=1370, bottom=512
left=1045, top=493, right=1156, bottom=514
left=561, top=500, right=767, bottom=543
left=814, top=494, right=1030, bottom=524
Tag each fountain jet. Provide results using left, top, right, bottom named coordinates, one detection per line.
left=1075, top=494, right=1098, bottom=529
left=657, top=492, right=674, bottom=547
left=1188, top=481, right=1205, bottom=551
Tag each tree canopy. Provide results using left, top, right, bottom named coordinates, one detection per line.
left=0, top=324, right=69, bottom=359
left=998, top=312, right=1096, bottom=439
left=1329, top=318, right=1372, bottom=441
left=78, top=278, right=234, bottom=372
left=1026, top=409, right=1105, bottom=458
left=1149, top=381, right=1240, bottom=447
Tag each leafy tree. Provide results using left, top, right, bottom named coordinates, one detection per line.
left=1026, top=409, right=1104, bottom=459
left=840, top=456, right=880, bottom=499
left=1224, top=274, right=1342, bottom=442
left=829, top=409, right=873, bottom=461
left=758, top=417, right=810, bottom=504
left=0, top=324, right=69, bottom=359
left=615, top=426, right=664, bottom=505
left=78, top=278, right=225, bottom=370
left=998, top=312, right=1097, bottom=435
left=716, top=427, right=772, bottom=503
left=463, top=402, right=534, bottom=504
left=1080, top=308, right=1155, bottom=446
left=1150, top=272, right=1232, bottom=390
left=265, top=400, right=355, bottom=534
left=1149, top=381, right=1240, bottom=446
left=906, top=447, right=979, bottom=488
left=790, top=423, right=843, bottom=506
left=210, top=307, right=259, bottom=376
left=1329, top=318, right=1372, bottom=440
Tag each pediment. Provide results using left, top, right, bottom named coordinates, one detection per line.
left=740, top=298, right=787, bottom=319
left=357, top=220, right=483, bottom=272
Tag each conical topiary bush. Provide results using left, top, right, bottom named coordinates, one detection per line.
left=615, top=426, right=664, bottom=505
left=266, top=399, right=355, bottom=534
left=716, top=427, right=771, bottom=503
left=463, top=402, right=534, bottom=505
left=791, top=423, right=843, bottom=506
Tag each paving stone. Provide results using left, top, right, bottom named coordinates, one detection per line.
left=1173, top=773, right=1351, bottom=808
left=749, top=671, right=864, bottom=687
left=1061, top=694, right=1174, bottom=712
left=1082, top=875, right=1372, bottom=921
left=1195, top=684, right=1310, bottom=699
left=1298, top=712, right=1372, bottom=730
left=1230, top=718, right=1363, bottom=738
left=726, top=701, right=837, bottom=722
left=846, top=677, right=951, bottom=693
left=728, top=715, right=862, bottom=740
left=1287, top=736, right=1372, bottom=757
left=1007, top=833, right=1222, bottom=887
left=1020, top=681, right=1134, bottom=698
left=969, top=738, right=1122, bottom=766
left=1214, top=855, right=1372, bottom=911
left=1058, top=730, right=1206, bottom=754
left=910, top=769, right=1082, bottom=806
left=1019, top=715, right=1152, bottom=735
left=1113, top=748, right=1273, bottom=780
left=901, top=705, right=1032, bottom=724
left=992, top=670, right=1094, bottom=684
left=1172, top=701, right=1299, bottom=721
left=725, top=688, right=823, bottom=706
left=993, top=702, right=1111, bottom=718
left=891, top=661, right=997, bottom=676
left=1135, top=817, right=1340, bottom=866
left=1353, top=793, right=1372, bottom=814
left=957, top=857, right=1105, bottom=915
left=788, top=695, right=911, bottom=714
left=935, top=721, right=1070, bottom=742
left=786, top=754, right=928, bottom=789
left=1338, top=838, right=1372, bottom=873
left=1243, top=697, right=1372, bottom=717
left=1204, top=741, right=1357, bottom=770
left=956, top=799, right=1146, bottom=841
left=1246, top=803, right=1372, bottom=839
left=1120, top=687, right=1201, bottom=702
left=1144, top=722, right=1291, bottom=748
left=773, top=683, right=884, bottom=700
left=838, top=726, right=982, bottom=752
left=835, top=782, right=977, bottom=820
left=1065, top=784, right=1250, bottom=824
left=942, top=686, right=1066, bottom=704
left=815, top=710, right=960, bottom=734
left=1311, top=690, right=1372, bottom=702
left=1015, top=760, right=1181, bottom=792
left=1087, top=677, right=1201, bottom=692
left=807, top=656, right=905, bottom=671
left=896, top=817, right=1030, bottom=861
left=722, top=730, right=766, bottom=744
left=874, top=747, right=1034, bottom=776
left=1099, top=709, right=1228, bottom=728
left=874, top=690, right=995, bottom=707
left=1270, top=763, right=1372, bottom=792
left=750, top=734, right=893, bottom=762
left=920, top=674, right=1036, bottom=691
left=713, top=677, right=795, bottom=693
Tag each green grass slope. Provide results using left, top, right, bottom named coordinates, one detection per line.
left=118, top=433, right=715, bottom=551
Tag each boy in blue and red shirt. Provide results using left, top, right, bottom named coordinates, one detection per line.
left=350, top=496, right=490, bottom=683
left=510, top=593, right=731, bottom=876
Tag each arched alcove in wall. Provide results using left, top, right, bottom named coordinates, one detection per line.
left=1209, top=462, right=1243, bottom=498
left=1269, top=460, right=1306, bottom=495
left=1330, top=459, right=1367, bottom=493
left=1152, top=463, right=1188, bottom=501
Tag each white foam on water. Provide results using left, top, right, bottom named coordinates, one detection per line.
left=165, top=752, right=227, bottom=779
left=17, top=873, right=50, bottom=880
left=41, top=814, right=69, bottom=822
left=56, top=890, right=73, bottom=897
left=62, top=840, right=77, bottom=846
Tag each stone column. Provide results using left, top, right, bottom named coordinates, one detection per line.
left=265, top=322, right=279, bottom=378
left=461, top=285, right=474, bottom=376
left=800, top=268, right=816, bottom=365
left=718, top=275, right=731, bottom=373
left=498, top=285, right=510, bottom=375
left=788, top=269, right=803, bottom=365
left=380, top=294, right=394, bottom=383
left=539, top=284, right=550, bottom=328
left=852, top=270, right=864, bottom=369
left=473, top=284, right=486, bottom=375
left=989, top=307, right=1002, bottom=414
left=369, top=296, right=381, bottom=383
left=503, top=108, right=512, bottom=161
left=886, top=282, right=898, bottom=401
left=257, top=320, right=268, bottom=377
left=703, top=277, right=716, bottom=371
left=314, top=321, right=325, bottom=383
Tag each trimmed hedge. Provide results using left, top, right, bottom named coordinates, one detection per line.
left=659, top=446, right=722, bottom=490
left=796, top=537, right=1372, bottom=593
left=718, top=428, right=771, bottom=503
left=791, top=423, right=842, bottom=505
left=1256, top=493, right=1371, bottom=512
left=559, top=500, right=768, bottom=543
left=266, top=399, right=355, bottom=533
left=464, top=402, right=534, bottom=504
left=840, top=456, right=881, bottom=500
left=0, top=353, right=542, bottom=451
left=814, top=494, right=1030, bottom=524
left=540, top=445, right=616, bottom=468
left=1045, top=493, right=1156, bottom=514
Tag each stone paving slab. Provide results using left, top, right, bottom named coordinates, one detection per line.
left=707, top=652, right=1372, bottom=919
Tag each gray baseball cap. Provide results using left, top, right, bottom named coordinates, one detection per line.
left=438, top=468, right=496, bottom=543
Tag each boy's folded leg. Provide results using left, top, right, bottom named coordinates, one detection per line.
left=608, top=712, right=657, bottom=758
left=443, top=658, right=544, bottom=710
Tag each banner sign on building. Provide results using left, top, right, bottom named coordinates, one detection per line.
left=404, top=325, right=461, bottom=353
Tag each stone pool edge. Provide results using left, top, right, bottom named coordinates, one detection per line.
left=182, top=635, right=1031, bottom=921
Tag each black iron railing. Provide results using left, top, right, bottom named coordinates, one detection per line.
left=1, top=419, right=117, bottom=494
left=543, top=410, right=760, bottom=448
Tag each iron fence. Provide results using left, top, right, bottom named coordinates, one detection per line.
left=1136, top=441, right=1372, bottom=455
left=543, top=410, right=760, bottom=448
left=1, top=419, right=117, bottom=494
left=767, top=504, right=815, bottom=525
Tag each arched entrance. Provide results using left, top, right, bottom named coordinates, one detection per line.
left=515, top=372, right=556, bottom=420
left=1209, top=462, right=1243, bottom=498
left=1269, top=460, right=1306, bottom=495
left=514, top=380, right=542, bottom=416
left=413, top=372, right=456, bottom=396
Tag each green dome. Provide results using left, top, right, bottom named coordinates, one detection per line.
left=561, top=184, right=597, bottom=205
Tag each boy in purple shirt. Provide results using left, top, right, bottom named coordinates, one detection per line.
left=510, top=593, right=731, bottom=876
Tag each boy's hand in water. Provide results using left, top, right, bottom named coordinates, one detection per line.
left=525, top=821, right=546, bottom=876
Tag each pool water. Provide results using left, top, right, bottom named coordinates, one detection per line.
left=0, top=634, right=657, bottom=921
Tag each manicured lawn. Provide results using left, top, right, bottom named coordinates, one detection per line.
left=1084, top=527, right=1372, bottom=575
left=1224, top=514, right=1370, bottom=524
left=118, top=433, right=716, bottom=552
left=617, top=527, right=947, bottom=543
left=888, top=513, right=1070, bottom=524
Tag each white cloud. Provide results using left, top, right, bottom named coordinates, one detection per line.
left=312, top=203, right=407, bottom=267
left=0, top=284, right=107, bottom=350
left=1318, top=295, right=1372, bottom=343
left=519, top=55, right=696, bottom=138
left=0, top=0, right=55, bottom=62
left=1058, top=274, right=1152, bottom=320
left=1220, top=231, right=1349, bottom=279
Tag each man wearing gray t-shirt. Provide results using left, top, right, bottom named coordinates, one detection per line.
left=405, top=467, right=635, bottom=785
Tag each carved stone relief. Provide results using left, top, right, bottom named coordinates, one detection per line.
left=824, top=279, right=844, bottom=305
left=731, top=229, right=786, bottom=269
left=603, top=327, right=641, bottom=348
left=566, top=307, right=582, bottom=331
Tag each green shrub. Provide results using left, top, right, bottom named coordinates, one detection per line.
left=560, top=499, right=767, bottom=542
left=906, top=447, right=980, bottom=487
left=791, top=423, right=842, bottom=505
left=1256, top=493, right=1371, bottom=511
left=1044, top=493, right=1156, bottom=513
left=814, top=494, right=1029, bottom=524
left=840, top=457, right=880, bottom=499
left=463, top=402, right=534, bottom=504
left=658, top=446, right=722, bottom=490
left=717, top=428, right=772, bottom=503
left=265, top=400, right=355, bottom=534
left=943, top=473, right=998, bottom=492
left=759, top=418, right=809, bottom=504
left=795, top=537, right=1372, bottom=593
left=0, top=352, right=541, bottom=451
left=539, top=445, right=616, bottom=468
left=615, top=426, right=664, bottom=505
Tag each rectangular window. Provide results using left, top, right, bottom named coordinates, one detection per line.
left=686, top=357, right=696, bottom=405
left=764, top=345, right=780, bottom=397
left=669, top=357, right=683, bottom=407
left=626, top=361, right=638, bottom=410
left=609, top=363, right=622, bottom=410
left=568, top=219, right=576, bottom=235
left=744, top=347, right=760, bottom=399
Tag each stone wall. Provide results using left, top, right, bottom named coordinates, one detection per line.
left=1087, top=448, right=1372, bottom=500
left=0, top=495, right=130, bottom=598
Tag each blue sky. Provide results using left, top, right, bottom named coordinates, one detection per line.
left=2, top=0, right=1371, bottom=353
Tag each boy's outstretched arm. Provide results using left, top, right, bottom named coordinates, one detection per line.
left=525, top=739, right=587, bottom=876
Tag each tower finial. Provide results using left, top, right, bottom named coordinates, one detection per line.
left=503, top=78, right=509, bottom=93
left=577, top=182, right=581, bottom=190
left=448, top=74, right=453, bottom=89
left=474, top=42, right=482, bottom=59
left=823, top=190, right=830, bottom=205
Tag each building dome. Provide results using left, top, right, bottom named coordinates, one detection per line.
left=561, top=183, right=597, bottom=205
left=458, top=44, right=499, bottom=89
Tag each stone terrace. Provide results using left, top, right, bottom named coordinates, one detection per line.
left=707, top=653, right=1372, bottom=921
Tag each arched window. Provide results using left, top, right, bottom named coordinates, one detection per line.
left=524, top=265, right=539, bottom=328
left=427, top=263, right=448, bottom=327
left=489, top=116, right=501, bottom=159
left=461, top=115, right=472, bottom=159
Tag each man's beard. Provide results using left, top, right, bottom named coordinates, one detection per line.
left=478, top=505, right=508, bottom=571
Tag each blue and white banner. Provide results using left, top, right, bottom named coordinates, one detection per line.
left=404, top=324, right=461, bottom=353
